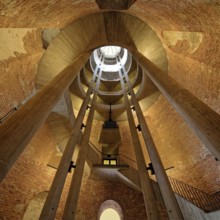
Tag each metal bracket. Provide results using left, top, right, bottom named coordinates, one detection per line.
left=68, top=161, right=76, bottom=172
left=136, top=124, right=141, bottom=131
left=81, top=123, right=86, bottom=130
left=165, top=166, right=174, bottom=171
left=0, top=107, right=18, bottom=123
left=146, top=163, right=155, bottom=175
left=131, top=106, right=135, bottom=111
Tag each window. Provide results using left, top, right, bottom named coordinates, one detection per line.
left=103, top=159, right=110, bottom=165
left=100, top=208, right=121, bottom=220
left=103, top=159, right=117, bottom=165
left=91, top=46, right=130, bottom=75
left=110, top=160, right=117, bottom=165
left=98, top=200, right=123, bottom=220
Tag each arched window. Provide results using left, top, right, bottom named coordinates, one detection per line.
left=98, top=200, right=123, bottom=220
left=100, top=208, right=120, bottom=220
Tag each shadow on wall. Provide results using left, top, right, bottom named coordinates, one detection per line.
left=23, top=191, right=48, bottom=220
left=176, top=195, right=220, bottom=220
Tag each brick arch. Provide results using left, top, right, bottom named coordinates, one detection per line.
left=97, top=199, right=123, bottom=220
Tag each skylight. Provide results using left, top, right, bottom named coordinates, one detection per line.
left=100, top=46, right=121, bottom=59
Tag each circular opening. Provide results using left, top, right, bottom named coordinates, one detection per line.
left=100, top=46, right=121, bottom=59
left=100, top=208, right=121, bottom=220
left=90, top=46, right=131, bottom=80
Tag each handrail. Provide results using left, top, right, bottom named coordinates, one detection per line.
left=169, top=177, right=220, bottom=212
left=88, top=141, right=136, bottom=164
left=0, top=107, right=18, bottom=123
left=0, top=92, right=37, bottom=123
left=88, top=140, right=220, bottom=212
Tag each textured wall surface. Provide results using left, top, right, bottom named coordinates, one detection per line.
left=0, top=0, right=220, bottom=219
left=76, top=178, right=149, bottom=220
left=144, top=95, right=220, bottom=194
left=0, top=28, right=43, bottom=118
left=0, top=124, right=56, bottom=219
left=176, top=194, right=220, bottom=220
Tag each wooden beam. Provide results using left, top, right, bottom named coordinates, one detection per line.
left=39, top=88, right=92, bottom=220
left=134, top=51, right=220, bottom=161
left=0, top=52, right=90, bottom=183
left=62, top=94, right=97, bottom=220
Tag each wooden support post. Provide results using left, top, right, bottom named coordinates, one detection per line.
left=124, top=94, right=161, bottom=220
left=0, top=52, right=90, bottom=182
left=117, top=56, right=183, bottom=220
left=134, top=51, right=220, bottom=161
left=62, top=94, right=97, bottom=220
left=129, top=88, right=184, bottom=220
left=39, top=88, right=92, bottom=220
left=119, top=68, right=160, bottom=220
left=64, top=90, right=76, bottom=128
left=119, top=59, right=183, bottom=220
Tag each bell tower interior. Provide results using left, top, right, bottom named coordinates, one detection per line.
left=0, top=1, right=220, bottom=220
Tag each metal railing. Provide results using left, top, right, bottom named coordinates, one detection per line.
left=89, top=141, right=137, bottom=165
left=88, top=141, right=220, bottom=212
left=0, top=92, right=36, bottom=123
left=169, top=177, right=220, bottom=212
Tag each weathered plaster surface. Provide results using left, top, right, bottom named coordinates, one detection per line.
left=0, top=29, right=35, bottom=60
left=0, top=28, right=43, bottom=118
left=162, top=31, right=203, bottom=54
